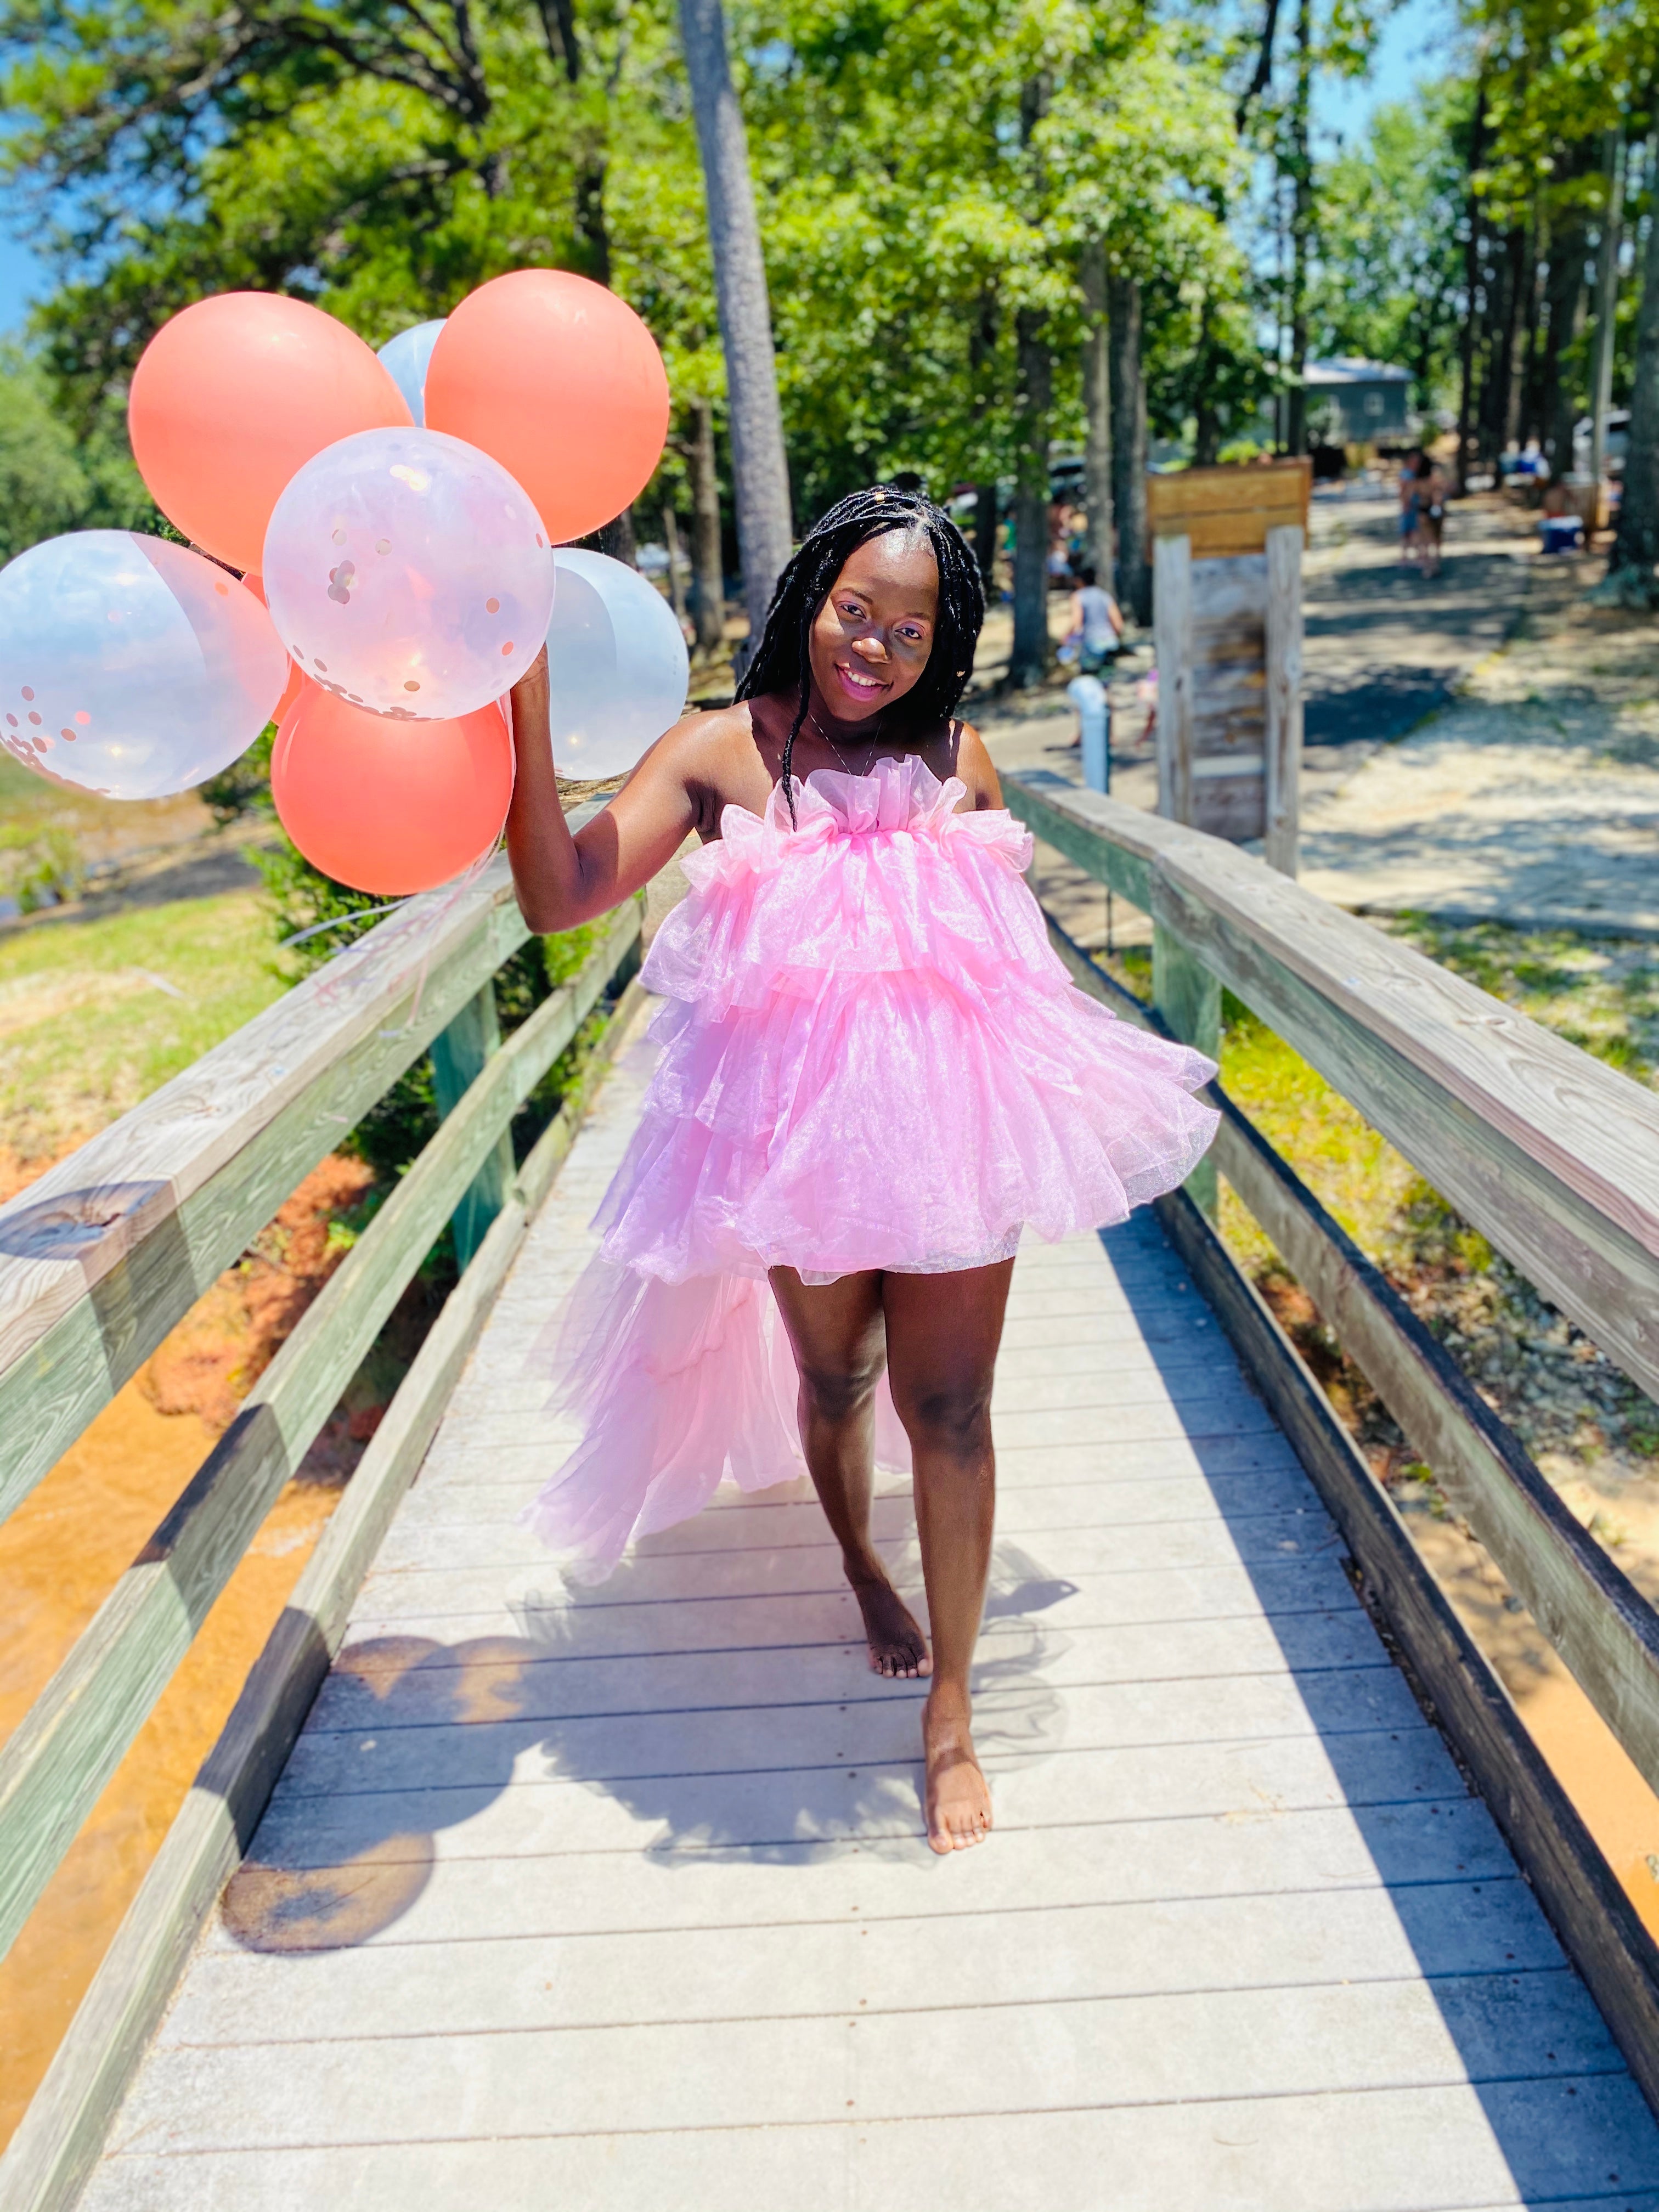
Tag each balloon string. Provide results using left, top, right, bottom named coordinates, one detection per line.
left=280, top=902, right=408, bottom=951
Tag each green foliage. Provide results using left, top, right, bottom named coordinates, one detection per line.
left=0, top=822, right=84, bottom=912
left=199, top=723, right=276, bottom=825
left=1308, top=90, right=1471, bottom=405
left=255, top=830, right=603, bottom=1189
left=0, top=344, right=155, bottom=558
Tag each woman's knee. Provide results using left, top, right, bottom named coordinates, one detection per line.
left=891, top=1374, right=994, bottom=1457
left=797, top=1356, right=884, bottom=1424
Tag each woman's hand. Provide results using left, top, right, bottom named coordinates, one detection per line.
left=504, top=650, right=725, bottom=935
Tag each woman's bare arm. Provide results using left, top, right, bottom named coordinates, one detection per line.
left=505, top=650, right=741, bottom=933
left=956, top=721, right=1002, bottom=809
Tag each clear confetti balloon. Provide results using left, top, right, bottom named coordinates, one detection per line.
left=0, top=531, right=288, bottom=799
left=545, top=549, right=690, bottom=780
left=261, top=426, right=555, bottom=720
left=376, top=319, right=445, bottom=426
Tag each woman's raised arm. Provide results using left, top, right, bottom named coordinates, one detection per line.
left=505, top=647, right=714, bottom=934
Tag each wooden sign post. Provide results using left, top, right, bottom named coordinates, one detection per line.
left=1147, top=459, right=1308, bottom=877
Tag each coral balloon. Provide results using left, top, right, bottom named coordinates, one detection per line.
left=376, top=319, right=445, bottom=425
left=271, top=681, right=513, bottom=894
left=244, top=574, right=304, bottom=723
left=424, top=271, right=669, bottom=544
left=0, top=532, right=288, bottom=799
left=545, top=550, right=689, bottom=780
left=261, top=426, right=555, bottom=720
left=129, top=294, right=413, bottom=570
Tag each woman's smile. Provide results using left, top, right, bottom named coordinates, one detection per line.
left=833, top=657, right=892, bottom=703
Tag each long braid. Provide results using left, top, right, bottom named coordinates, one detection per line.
left=738, top=484, right=986, bottom=823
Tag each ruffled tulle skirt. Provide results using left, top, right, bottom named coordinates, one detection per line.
left=522, top=757, right=1218, bottom=1579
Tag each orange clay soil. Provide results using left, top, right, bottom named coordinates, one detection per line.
left=0, top=1155, right=383, bottom=2152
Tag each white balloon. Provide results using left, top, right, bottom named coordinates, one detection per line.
left=376, top=319, right=445, bottom=427
left=0, top=532, right=287, bottom=799
left=546, top=549, right=690, bottom=781
left=261, top=426, right=555, bottom=720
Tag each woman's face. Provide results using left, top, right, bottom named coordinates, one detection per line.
left=808, top=529, right=939, bottom=722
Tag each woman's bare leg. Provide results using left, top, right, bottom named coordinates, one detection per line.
left=883, top=1258, right=1015, bottom=1853
left=769, top=1266, right=931, bottom=1678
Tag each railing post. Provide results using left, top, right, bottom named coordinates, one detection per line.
left=430, top=984, right=515, bottom=1269
left=1153, top=923, right=1220, bottom=1216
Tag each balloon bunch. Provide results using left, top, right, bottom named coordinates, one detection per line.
left=0, top=272, right=693, bottom=896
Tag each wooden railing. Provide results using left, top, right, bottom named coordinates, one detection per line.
left=1003, top=768, right=1659, bottom=2118
left=0, top=849, right=642, bottom=2212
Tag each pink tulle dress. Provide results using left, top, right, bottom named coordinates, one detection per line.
left=523, top=755, right=1218, bottom=1579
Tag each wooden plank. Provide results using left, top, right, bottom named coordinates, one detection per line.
left=74, top=2091, right=1659, bottom=2212
left=1002, top=773, right=1153, bottom=909
left=1049, top=904, right=1659, bottom=1807
left=1152, top=919, right=1218, bottom=1216
left=0, top=960, right=645, bottom=2212
left=1263, top=522, right=1303, bottom=877
left=1152, top=532, right=1193, bottom=824
left=1212, top=1093, right=1659, bottom=1807
left=1004, top=774, right=1659, bottom=1404
left=0, top=867, right=529, bottom=1524
left=1147, top=457, right=1311, bottom=528
left=429, top=986, right=514, bottom=1271
left=0, top=904, right=640, bottom=1970
left=1152, top=1180, right=1659, bottom=2125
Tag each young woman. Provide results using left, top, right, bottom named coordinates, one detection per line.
left=1064, top=565, right=1125, bottom=676
left=505, top=486, right=1218, bottom=1853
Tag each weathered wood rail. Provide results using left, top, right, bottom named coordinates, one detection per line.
left=1004, top=767, right=1659, bottom=2115
left=0, top=849, right=642, bottom=2212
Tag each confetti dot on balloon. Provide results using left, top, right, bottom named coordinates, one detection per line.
left=4, top=715, right=14, bottom=728
left=27, top=712, right=41, bottom=725
left=315, top=659, right=328, bottom=672
left=215, top=580, right=229, bottom=596
left=21, top=686, right=34, bottom=700
left=500, top=641, right=514, bottom=656
left=486, top=597, right=500, bottom=613
left=376, top=539, right=390, bottom=555
left=60, top=727, right=74, bottom=740
left=403, top=679, right=420, bottom=692
left=75, top=711, right=90, bottom=725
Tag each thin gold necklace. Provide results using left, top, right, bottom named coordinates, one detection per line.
left=808, top=707, right=883, bottom=777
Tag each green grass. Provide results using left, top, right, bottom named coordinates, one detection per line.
left=0, top=890, right=287, bottom=1169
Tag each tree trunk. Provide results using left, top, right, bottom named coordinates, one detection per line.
left=595, top=507, right=637, bottom=565
left=1284, top=0, right=1313, bottom=458
left=663, top=505, right=690, bottom=628
left=1011, top=307, right=1052, bottom=689
left=686, top=396, right=726, bottom=655
left=1080, top=239, right=1114, bottom=582
left=1589, top=129, right=1627, bottom=494
left=1607, top=150, right=1659, bottom=599
left=1479, top=223, right=1526, bottom=466
left=1538, top=184, right=1590, bottom=479
left=1109, top=273, right=1150, bottom=624
left=974, top=483, right=998, bottom=590
left=677, top=0, right=793, bottom=662
left=1456, top=82, right=1488, bottom=492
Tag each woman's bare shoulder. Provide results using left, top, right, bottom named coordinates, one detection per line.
left=952, top=719, right=1003, bottom=809
left=630, top=701, right=771, bottom=812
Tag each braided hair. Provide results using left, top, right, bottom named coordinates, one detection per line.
left=736, top=484, right=985, bottom=820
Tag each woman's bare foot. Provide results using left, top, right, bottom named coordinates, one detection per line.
left=923, top=1685, right=991, bottom=1852
left=848, top=1567, right=932, bottom=1678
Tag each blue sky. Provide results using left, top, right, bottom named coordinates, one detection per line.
left=0, top=0, right=1454, bottom=338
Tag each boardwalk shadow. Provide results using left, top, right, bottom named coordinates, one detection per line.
left=1108, top=1206, right=1644, bottom=2206
left=223, top=1521, right=1070, bottom=1953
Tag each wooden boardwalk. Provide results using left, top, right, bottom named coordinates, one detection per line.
left=77, top=1022, right=1659, bottom=2211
